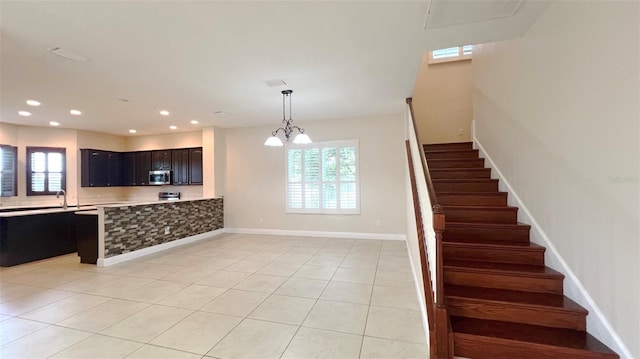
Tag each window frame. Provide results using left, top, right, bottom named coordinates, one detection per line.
left=0, top=144, right=18, bottom=197
left=285, top=139, right=360, bottom=215
left=428, top=45, right=473, bottom=64
left=26, top=146, right=66, bottom=196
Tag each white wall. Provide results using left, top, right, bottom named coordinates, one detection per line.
left=224, top=114, right=407, bottom=236
left=472, top=1, right=639, bottom=357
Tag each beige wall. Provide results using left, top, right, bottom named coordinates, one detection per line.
left=224, top=114, right=407, bottom=235
left=124, top=131, right=202, bottom=151
left=412, top=54, right=473, bottom=144
left=0, top=124, right=206, bottom=205
left=0, top=123, right=80, bottom=206
left=472, top=1, right=639, bottom=357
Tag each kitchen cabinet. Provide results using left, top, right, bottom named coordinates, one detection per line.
left=81, top=147, right=200, bottom=187
left=189, top=148, right=203, bottom=185
left=135, top=151, right=152, bottom=186
left=122, top=152, right=136, bottom=186
left=106, top=152, right=122, bottom=186
left=152, top=150, right=172, bottom=170
left=1, top=211, right=77, bottom=266
left=122, top=151, right=151, bottom=186
left=81, top=149, right=121, bottom=187
left=171, top=149, right=189, bottom=185
left=171, top=147, right=202, bottom=185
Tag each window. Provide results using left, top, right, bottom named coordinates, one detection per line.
left=0, top=145, right=17, bottom=197
left=429, top=45, right=473, bottom=64
left=26, top=147, right=66, bottom=196
left=286, top=140, right=359, bottom=214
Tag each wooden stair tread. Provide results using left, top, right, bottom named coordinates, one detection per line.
left=433, top=178, right=498, bottom=183
left=451, top=317, right=618, bottom=356
left=438, top=191, right=507, bottom=196
left=427, top=158, right=483, bottom=162
left=443, top=237, right=532, bottom=246
left=445, top=285, right=585, bottom=311
left=444, top=259, right=564, bottom=278
left=447, top=221, right=531, bottom=229
left=443, top=240, right=543, bottom=250
left=430, top=168, right=488, bottom=172
left=424, top=142, right=472, bottom=149
left=442, top=205, right=517, bottom=210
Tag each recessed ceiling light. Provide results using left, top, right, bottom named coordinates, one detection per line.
left=18, top=111, right=32, bottom=116
left=26, top=100, right=41, bottom=106
left=49, top=121, right=60, bottom=126
left=169, top=125, right=177, bottom=130
left=190, top=120, right=199, bottom=125
left=160, top=110, right=170, bottom=116
left=70, top=109, right=82, bottom=115
left=129, top=129, right=137, bottom=133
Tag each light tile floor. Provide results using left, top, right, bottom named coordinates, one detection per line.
left=0, top=233, right=428, bottom=358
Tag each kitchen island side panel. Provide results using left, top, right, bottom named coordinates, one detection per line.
left=103, top=198, right=223, bottom=257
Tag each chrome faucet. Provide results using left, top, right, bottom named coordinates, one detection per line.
left=56, top=189, right=68, bottom=210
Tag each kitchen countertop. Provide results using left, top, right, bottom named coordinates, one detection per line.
left=97, top=197, right=221, bottom=208
left=0, top=197, right=222, bottom=217
left=74, top=210, right=99, bottom=215
left=0, top=205, right=98, bottom=218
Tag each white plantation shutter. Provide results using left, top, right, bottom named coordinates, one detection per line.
left=286, top=140, right=359, bottom=214
left=27, top=147, right=66, bottom=195
left=432, top=47, right=461, bottom=59
left=429, top=45, right=473, bottom=63
left=0, top=145, right=17, bottom=197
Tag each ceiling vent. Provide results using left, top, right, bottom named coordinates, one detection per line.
left=424, top=0, right=525, bottom=29
left=47, top=47, right=88, bottom=62
left=264, top=79, right=287, bottom=88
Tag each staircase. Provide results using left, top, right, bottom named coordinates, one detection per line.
left=424, top=142, right=619, bottom=359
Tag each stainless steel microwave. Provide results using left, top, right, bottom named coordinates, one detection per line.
left=149, top=170, right=171, bottom=185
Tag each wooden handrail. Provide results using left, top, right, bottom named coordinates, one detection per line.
left=405, top=140, right=436, bottom=355
left=406, top=98, right=452, bottom=359
left=406, top=98, right=440, bottom=208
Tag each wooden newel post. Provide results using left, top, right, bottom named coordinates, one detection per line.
left=433, top=204, right=451, bottom=358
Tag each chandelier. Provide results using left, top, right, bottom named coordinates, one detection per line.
left=264, top=89, right=312, bottom=146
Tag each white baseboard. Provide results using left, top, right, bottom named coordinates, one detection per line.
left=225, top=227, right=406, bottom=241
left=97, top=228, right=226, bottom=267
left=473, top=136, right=633, bottom=359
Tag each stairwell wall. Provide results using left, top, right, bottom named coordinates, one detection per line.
left=412, top=53, right=473, bottom=144
left=471, top=1, right=639, bottom=358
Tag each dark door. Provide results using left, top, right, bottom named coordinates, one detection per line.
left=189, top=148, right=203, bottom=185
left=106, top=152, right=122, bottom=186
left=171, top=149, right=189, bottom=185
left=135, top=151, right=151, bottom=185
left=122, top=152, right=136, bottom=186
left=89, top=150, right=108, bottom=187
left=152, top=150, right=172, bottom=170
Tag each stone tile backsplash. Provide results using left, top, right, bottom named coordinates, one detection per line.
left=104, top=198, right=223, bottom=257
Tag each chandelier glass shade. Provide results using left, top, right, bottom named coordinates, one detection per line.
left=264, top=90, right=311, bottom=147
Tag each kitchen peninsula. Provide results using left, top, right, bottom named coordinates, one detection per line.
left=0, top=197, right=223, bottom=267
left=96, top=197, right=223, bottom=266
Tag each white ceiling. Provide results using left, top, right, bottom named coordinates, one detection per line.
left=0, top=0, right=550, bottom=137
